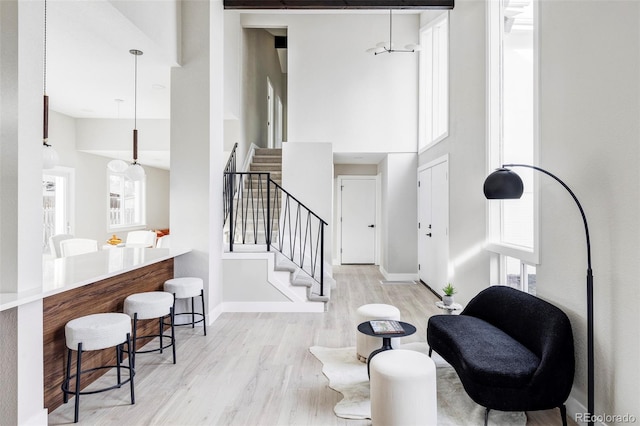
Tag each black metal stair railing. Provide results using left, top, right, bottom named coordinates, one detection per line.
left=223, top=152, right=327, bottom=296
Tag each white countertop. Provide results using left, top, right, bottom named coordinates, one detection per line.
left=0, top=247, right=191, bottom=312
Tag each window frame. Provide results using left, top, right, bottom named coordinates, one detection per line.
left=107, top=169, right=147, bottom=232
left=418, top=12, right=450, bottom=153
left=485, top=0, right=540, bottom=266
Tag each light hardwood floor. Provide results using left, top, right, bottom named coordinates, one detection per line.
left=49, top=265, right=574, bottom=425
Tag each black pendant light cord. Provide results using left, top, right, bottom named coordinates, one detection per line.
left=129, top=49, right=143, bottom=165
left=43, top=0, right=50, bottom=147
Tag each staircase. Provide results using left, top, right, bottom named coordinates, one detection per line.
left=250, top=148, right=282, bottom=184
left=223, top=145, right=332, bottom=310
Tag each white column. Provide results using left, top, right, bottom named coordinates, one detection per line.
left=0, top=0, right=47, bottom=424
left=170, top=0, right=224, bottom=321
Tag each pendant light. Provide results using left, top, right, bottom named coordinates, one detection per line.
left=125, top=49, right=145, bottom=181
left=42, top=0, right=59, bottom=169
left=366, top=10, right=420, bottom=55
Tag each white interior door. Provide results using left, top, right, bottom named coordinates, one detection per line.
left=418, top=160, right=449, bottom=294
left=341, top=178, right=376, bottom=264
left=267, top=78, right=274, bottom=148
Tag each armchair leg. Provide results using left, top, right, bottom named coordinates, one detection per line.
left=559, top=404, right=568, bottom=426
left=484, top=408, right=490, bottom=426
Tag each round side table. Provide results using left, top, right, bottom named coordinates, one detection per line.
left=435, top=301, right=463, bottom=314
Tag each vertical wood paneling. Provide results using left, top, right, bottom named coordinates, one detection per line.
left=43, top=259, right=174, bottom=411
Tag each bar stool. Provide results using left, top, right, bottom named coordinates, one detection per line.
left=164, top=277, right=207, bottom=336
left=123, top=291, right=176, bottom=367
left=62, top=313, right=135, bottom=423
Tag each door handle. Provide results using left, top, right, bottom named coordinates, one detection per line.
left=368, top=225, right=375, bottom=228
left=426, top=233, right=432, bottom=237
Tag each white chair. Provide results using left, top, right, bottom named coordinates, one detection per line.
left=59, top=238, right=99, bottom=257
left=125, top=230, right=157, bottom=248
left=49, top=234, right=74, bottom=258
left=156, top=235, right=171, bottom=248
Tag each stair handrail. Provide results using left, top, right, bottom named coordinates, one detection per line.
left=223, top=143, right=238, bottom=224
left=223, top=166, right=328, bottom=297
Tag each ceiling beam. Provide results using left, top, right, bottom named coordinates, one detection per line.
left=223, top=0, right=454, bottom=10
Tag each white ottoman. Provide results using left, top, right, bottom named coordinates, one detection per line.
left=356, top=303, right=401, bottom=362
left=370, top=349, right=437, bottom=426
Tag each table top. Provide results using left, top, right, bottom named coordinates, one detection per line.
left=357, top=320, right=416, bottom=339
left=0, top=247, right=190, bottom=312
left=435, top=301, right=463, bottom=311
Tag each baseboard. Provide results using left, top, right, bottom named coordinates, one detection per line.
left=565, top=395, right=607, bottom=426
left=221, top=301, right=325, bottom=313
left=378, top=266, right=418, bottom=282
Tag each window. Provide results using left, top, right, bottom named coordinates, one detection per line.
left=43, top=167, right=75, bottom=254
left=108, top=170, right=146, bottom=231
left=487, top=0, right=538, bottom=265
left=501, top=255, right=536, bottom=295
left=419, top=12, right=449, bottom=151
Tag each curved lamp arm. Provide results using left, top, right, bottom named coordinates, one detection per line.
left=492, top=163, right=595, bottom=425
left=503, top=164, right=591, bottom=271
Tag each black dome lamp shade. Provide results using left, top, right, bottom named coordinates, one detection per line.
left=483, top=168, right=524, bottom=199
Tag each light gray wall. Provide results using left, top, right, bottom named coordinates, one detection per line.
left=379, top=154, right=418, bottom=277
left=334, top=164, right=378, bottom=178
left=419, top=0, right=640, bottom=418
left=242, top=28, right=286, bottom=150
left=418, top=1, right=489, bottom=302
left=223, top=259, right=288, bottom=302
left=538, top=0, right=640, bottom=417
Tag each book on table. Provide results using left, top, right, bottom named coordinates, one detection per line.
left=369, top=320, right=405, bottom=334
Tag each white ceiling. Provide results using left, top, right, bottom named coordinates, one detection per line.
left=46, top=0, right=177, bottom=120
left=45, top=4, right=421, bottom=169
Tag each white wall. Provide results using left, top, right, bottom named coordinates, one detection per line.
left=49, top=110, right=170, bottom=244
left=241, top=12, right=419, bottom=155
left=282, top=142, right=333, bottom=266
left=537, top=0, right=640, bottom=418
left=379, top=153, right=418, bottom=278
left=420, top=0, right=640, bottom=419
left=418, top=0, right=489, bottom=303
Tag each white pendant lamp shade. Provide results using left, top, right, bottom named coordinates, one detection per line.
left=125, top=163, right=145, bottom=181
left=126, top=49, right=145, bottom=181
left=43, top=144, right=59, bottom=169
left=107, top=159, right=128, bottom=173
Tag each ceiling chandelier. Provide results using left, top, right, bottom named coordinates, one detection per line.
left=42, top=0, right=59, bottom=169
left=125, top=49, right=145, bottom=181
left=366, top=10, right=420, bottom=55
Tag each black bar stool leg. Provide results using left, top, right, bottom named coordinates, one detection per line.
left=170, top=307, right=176, bottom=364
left=127, top=332, right=135, bottom=404
left=159, top=316, right=164, bottom=354
left=131, top=314, right=138, bottom=369
left=191, top=297, right=195, bottom=329
left=63, top=348, right=72, bottom=403
left=74, top=342, right=83, bottom=423
left=201, top=289, right=207, bottom=336
left=116, top=345, right=122, bottom=385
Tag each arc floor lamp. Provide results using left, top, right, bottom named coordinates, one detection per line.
left=483, top=164, right=594, bottom=426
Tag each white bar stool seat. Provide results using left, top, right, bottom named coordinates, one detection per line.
left=62, top=313, right=135, bottom=423
left=164, top=277, right=206, bottom=336
left=123, top=291, right=176, bottom=366
left=370, top=349, right=437, bottom=426
left=355, top=303, right=401, bottom=362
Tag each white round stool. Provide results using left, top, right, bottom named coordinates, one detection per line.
left=124, top=291, right=176, bottom=366
left=370, top=349, right=437, bottom=426
left=62, top=313, right=135, bottom=423
left=164, top=277, right=206, bottom=336
left=356, top=303, right=401, bottom=362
